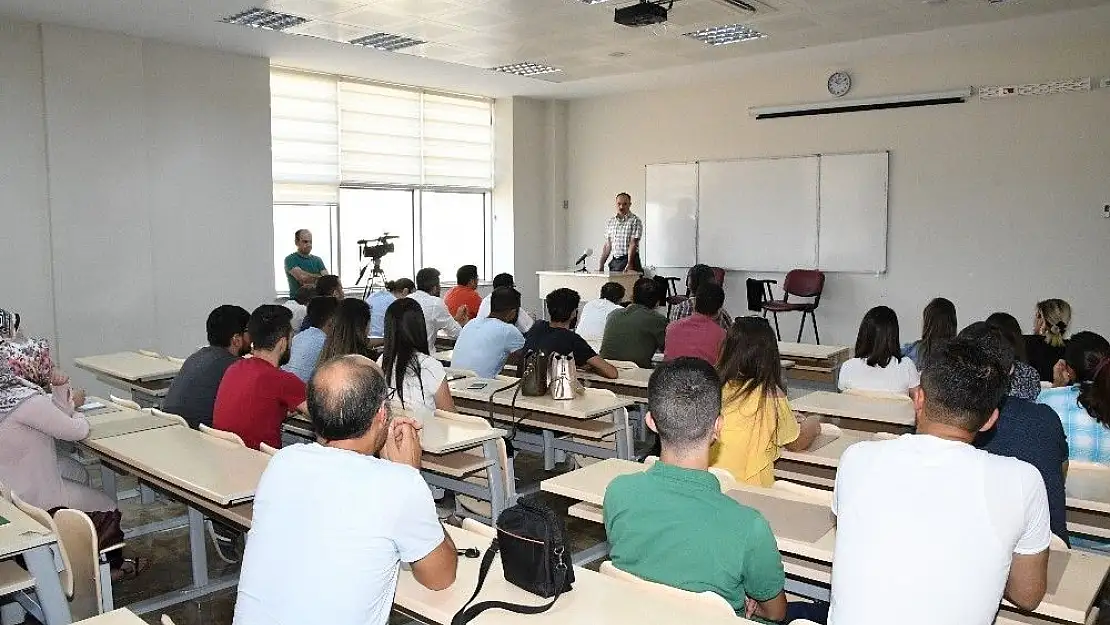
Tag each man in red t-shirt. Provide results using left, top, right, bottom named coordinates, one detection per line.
left=442, top=264, right=482, bottom=321
left=214, top=305, right=308, bottom=450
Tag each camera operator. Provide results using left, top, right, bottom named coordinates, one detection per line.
left=284, top=229, right=327, bottom=299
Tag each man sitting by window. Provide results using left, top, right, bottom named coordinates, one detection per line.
left=443, top=264, right=483, bottom=321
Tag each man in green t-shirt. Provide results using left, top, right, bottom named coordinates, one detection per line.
left=599, top=277, right=667, bottom=368
left=284, top=229, right=327, bottom=298
left=604, top=358, right=825, bottom=623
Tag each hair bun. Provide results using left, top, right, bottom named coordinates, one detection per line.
left=1055, top=321, right=1068, bottom=332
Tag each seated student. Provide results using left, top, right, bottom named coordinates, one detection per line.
left=712, top=317, right=821, bottom=486
left=367, top=278, right=414, bottom=339
left=443, top=264, right=483, bottom=320
left=379, top=299, right=456, bottom=416
left=282, top=286, right=314, bottom=334
left=233, top=355, right=457, bottom=625
left=282, top=296, right=339, bottom=383
left=669, top=264, right=732, bottom=330
left=1038, top=331, right=1110, bottom=463
left=986, top=312, right=1042, bottom=401
left=452, top=287, right=525, bottom=379
left=409, top=267, right=469, bottom=353
left=901, top=297, right=956, bottom=366
left=476, top=273, right=534, bottom=333
left=963, top=322, right=1069, bottom=546
left=829, top=336, right=1051, bottom=625
left=525, top=288, right=617, bottom=379
left=163, top=305, right=251, bottom=428
left=600, top=278, right=668, bottom=368
left=1025, top=298, right=1072, bottom=382
left=317, top=298, right=373, bottom=363
left=576, top=282, right=625, bottom=342
left=605, top=358, right=823, bottom=624
left=299, top=275, right=344, bottom=331
left=663, top=283, right=728, bottom=364
left=213, top=305, right=308, bottom=450
left=838, top=306, right=920, bottom=397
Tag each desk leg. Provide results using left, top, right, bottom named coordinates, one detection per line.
left=101, top=466, right=119, bottom=504
left=614, top=409, right=632, bottom=461
left=483, top=440, right=508, bottom=519
left=24, top=545, right=72, bottom=625
left=187, top=507, right=210, bottom=587
left=542, top=430, right=556, bottom=471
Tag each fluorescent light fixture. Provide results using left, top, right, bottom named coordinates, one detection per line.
left=578, top=0, right=613, bottom=3
left=349, top=33, right=425, bottom=51
left=683, top=23, right=766, bottom=45
left=490, top=62, right=563, bottom=77
left=750, top=88, right=972, bottom=119
left=220, top=7, right=308, bottom=31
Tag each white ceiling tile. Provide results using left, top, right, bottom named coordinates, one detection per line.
left=264, top=0, right=373, bottom=19
left=285, top=20, right=378, bottom=42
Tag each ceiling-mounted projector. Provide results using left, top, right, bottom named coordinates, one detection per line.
left=615, top=1, right=667, bottom=26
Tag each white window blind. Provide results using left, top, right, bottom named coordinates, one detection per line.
left=271, top=70, right=339, bottom=203
left=422, top=93, right=493, bottom=188
left=339, top=81, right=423, bottom=186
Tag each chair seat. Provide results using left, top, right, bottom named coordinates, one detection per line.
left=666, top=295, right=689, bottom=305
left=761, top=301, right=816, bottom=313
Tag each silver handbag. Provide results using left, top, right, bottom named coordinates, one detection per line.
left=548, top=353, right=583, bottom=400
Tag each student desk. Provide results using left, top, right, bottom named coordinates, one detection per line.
left=774, top=425, right=887, bottom=489
left=78, top=398, right=179, bottom=441
left=776, top=342, right=850, bottom=384
left=0, top=498, right=72, bottom=624
left=79, top=425, right=269, bottom=615
left=1065, top=463, right=1110, bottom=540
left=393, top=523, right=753, bottom=625
left=790, top=390, right=915, bottom=433
left=448, top=377, right=636, bottom=470
left=72, top=609, right=145, bottom=624
left=73, top=352, right=182, bottom=407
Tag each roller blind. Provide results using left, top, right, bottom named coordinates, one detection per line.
left=270, top=70, right=340, bottom=203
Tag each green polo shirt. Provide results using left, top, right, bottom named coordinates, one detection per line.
left=283, top=253, right=326, bottom=297
left=599, top=303, right=668, bottom=368
left=603, top=462, right=786, bottom=619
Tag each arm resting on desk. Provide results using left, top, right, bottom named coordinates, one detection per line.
left=435, top=380, right=458, bottom=413
left=411, top=529, right=459, bottom=591
left=784, top=416, right=821, bottom=453
left=1006, top=550, right=1048, bottom=611
left=12, top=394, right=90, bottom=442
left=587, top=356, right=618, bottom=380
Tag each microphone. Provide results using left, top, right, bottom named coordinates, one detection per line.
left=575, top=248, right=594, bottom=266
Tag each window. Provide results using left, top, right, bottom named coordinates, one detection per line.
left=271, top=69, right=494, bottom=294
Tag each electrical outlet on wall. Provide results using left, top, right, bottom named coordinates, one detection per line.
left=1104, top=203, right=1110, bottom=218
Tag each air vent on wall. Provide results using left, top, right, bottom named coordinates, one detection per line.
left=220, top=7, right=308, bottom=31
left=750, top=88, right=972, bottom=119
left=349, top=33, right=425, bottom=51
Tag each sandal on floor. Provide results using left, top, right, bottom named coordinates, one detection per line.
left=111, top=557, right=150, bottom=582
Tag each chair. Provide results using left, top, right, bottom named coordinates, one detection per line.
left=198, top=424, right=245, bottom=447
left=598, top=561, right=735, bottom=616
left=259, top=442, right=280, bottom=456
left=772, top=480, right=833, bottom=506
left=161, top=616, right=177, bottom=625
left=108, top=395, right=141, bottom=411
left=147, top=408, right=188, bottom=428
left=842, top=388, right=912, bottom=402
left=709, top=266, right=725, bottom=286
left=760, top=269, right=826, bottom=343
left=663, top=276, right=687, bottom=318
left=461, top=518, right=497, bottom=539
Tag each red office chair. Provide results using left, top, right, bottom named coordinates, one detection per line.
left=710, top=267, right=725, bottom=286
left=760, top=270, right=826, bottom=344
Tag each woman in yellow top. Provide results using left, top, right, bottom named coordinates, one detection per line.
left=711, top=317, right=821, bottom=486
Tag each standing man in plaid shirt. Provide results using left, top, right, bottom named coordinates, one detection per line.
left=597, top=192, right=643, bottom=273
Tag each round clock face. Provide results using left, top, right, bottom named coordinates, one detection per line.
left=828, top=71, right=851, bottom=97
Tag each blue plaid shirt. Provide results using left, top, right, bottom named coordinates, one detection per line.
left=1038, top=385, right=1110, bottom=463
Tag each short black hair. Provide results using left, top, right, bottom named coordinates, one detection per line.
left=687, top=264, right=714, bottom=293
left=545, top=288, right=581, bottom=323
left=456, top=265, right=479, bottom=285
left=294, top=229, right=310, bottom=242
left=616, top=192, right=631, bottom=202
left=985, top=312, right=1028, bottom=363
left=490, top=287, right=521, bottom=314
left=956, top=321, right=1014, bottom=396
left=316, top=274, right=341, bottom=297
left=206, top=305, right=250, bottom=348
left=492, top=273, right=515, bottom=290
left=293, top=286, right=316, bottom=306
left=307, top=355, right=389, bottom=441
left=306, top=296, right=339, bottom=329
left=694, top=283, right=725, bottom=316
left=248, top=305, right=293, bottom=350
left=648, top=358, right=722, bottom=450
left=920, top=337, right=1008, bottom=432
left=600, top=282, right=625, bottom=304
left=632, top=278, right=657, bottom=308
left=416, top=267, right=440, bottom=293
left=385, top=278, right=415, bottom=294
left=854, top=306, right=903, bottom=368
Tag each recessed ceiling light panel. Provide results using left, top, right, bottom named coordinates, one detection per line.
left=683, top=23, right=767, bottom=45
left=577, top=0, right=613, bottom=4
left=490, top=62, right=563, bottom=77
left=220, top=7, right=308, bottom=31
left=349, top=33, right=426, bottom=51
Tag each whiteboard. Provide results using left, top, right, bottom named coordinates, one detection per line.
left=697, top=156, right=819, bottom=272
left=644, top=163, right=697, bottom=267
left=818, top=152, right=889, bottom=272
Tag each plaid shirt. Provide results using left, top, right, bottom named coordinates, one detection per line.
left=668, top=297, right=732, bottom=330
left=1039, top=385, right=1109, bottom=463
left=605, top=212, right=643, bottom=257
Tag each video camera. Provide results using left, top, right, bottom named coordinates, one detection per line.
left=356, top=234, right=399, bottom=260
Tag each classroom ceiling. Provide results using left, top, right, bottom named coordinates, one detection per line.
left=0, top=0, right=1108, bottom=97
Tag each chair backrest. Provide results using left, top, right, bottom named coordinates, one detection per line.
left=461, top=517, right=497, bottom=539
left=842, top=387, right=913, bottom=402
left=198, top=424, right=245, bottom=447
left=11, top=494, right=74, bottom=599
left=52, top=509, right=103, bottom=619
left=819, top=422, right=842, bottom=437
left=108, top=395, right=141, bottom=411
left=643, top=455, right=658, bottom=467
left=259, top=442, right=280, bottom=456
left=598, top=561, right=735, bottom=616
left=161, top=616, right=178, bottom=625
left=710, top=267, right=726, bottom=286
left=149, top=408, right=188, bottom=428
left=772, top=480, right=833, bottom=506
left=707, top=467, right=738, bottom=492
left=782, top=270, right=825, bottom=299
left=0, top=479, right=10, bottom=502
left=872, top=431, right=899, bottom=441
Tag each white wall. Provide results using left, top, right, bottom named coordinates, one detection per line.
left=1, top=18, right=272, bottom=392
left=565, top=35, right=1110, bottom=346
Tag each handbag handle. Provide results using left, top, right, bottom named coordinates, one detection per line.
left=450, top=540, right=568, bottom=625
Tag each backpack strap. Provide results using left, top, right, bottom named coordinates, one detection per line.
left=450, top=541, right=569, bottom=625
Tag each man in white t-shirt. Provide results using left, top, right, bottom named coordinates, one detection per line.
left=476, top=273, right=534, bottom=333
left=829, top=335, right=1050, bottom=625
left=409, top=267, right=469, bottom=353
left=233, top=355, right=457, bottom=625
left=575, top=281, right=625, bottom=341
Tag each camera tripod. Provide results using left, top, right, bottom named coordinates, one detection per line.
left=358, top=256, right=388, bottom=301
